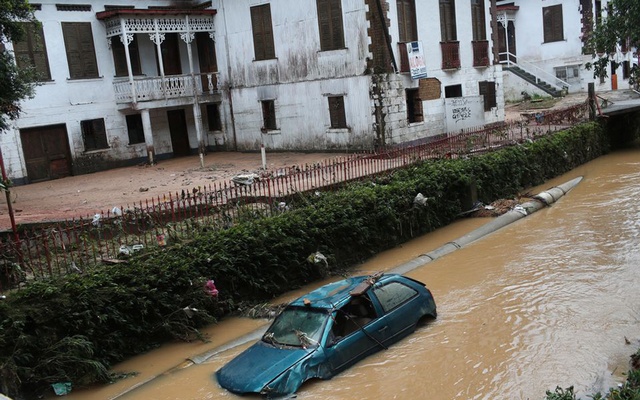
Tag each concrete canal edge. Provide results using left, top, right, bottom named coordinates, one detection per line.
left=110, top=176, right=583, bottom=399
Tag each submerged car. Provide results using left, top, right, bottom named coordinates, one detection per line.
left=215, top=273, right=437, bottom=397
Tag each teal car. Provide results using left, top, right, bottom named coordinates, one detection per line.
left=215, top=273, right=437, bottom=397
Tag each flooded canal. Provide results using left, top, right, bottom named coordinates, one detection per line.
left=65, top=146, right=640, bottom=400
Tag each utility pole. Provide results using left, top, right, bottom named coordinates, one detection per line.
left=0, top=146, right=19, bottom=244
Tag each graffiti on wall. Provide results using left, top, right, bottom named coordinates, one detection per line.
left=445, top=96, right=485, bottom=131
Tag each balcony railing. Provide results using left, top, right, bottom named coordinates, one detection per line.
left=472, top=40, right=490, bottom=67
left=113, top=72, right=219, bottom=104
left=440, top=41, right=460, bottom=70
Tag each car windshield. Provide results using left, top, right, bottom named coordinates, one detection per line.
left=263, top=307, right=329, bottom=347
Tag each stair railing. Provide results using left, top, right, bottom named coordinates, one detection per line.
left=499, top=52, right=570, bottom=92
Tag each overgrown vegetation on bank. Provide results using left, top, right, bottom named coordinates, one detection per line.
left=0, top=122, right=612, bottom=398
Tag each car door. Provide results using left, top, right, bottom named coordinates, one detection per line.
left=370, top=280, right=422, bottom=344
left=325, top=296, right=388, bottom=373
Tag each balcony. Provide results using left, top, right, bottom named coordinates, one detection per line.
left=440, top=41, right=460, bottom=70
left=472, top=41, right=490, bottom=67
left=113, top=72, right=219, bottom=105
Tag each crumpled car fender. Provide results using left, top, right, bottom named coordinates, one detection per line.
left=261, top=347, right=332, bottom=397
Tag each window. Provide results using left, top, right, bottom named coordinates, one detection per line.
left=12, top=23, right=51, bottom=81
left=445, top=84, right=462, bottom=98
left=251, top=4, right=275, bottom=60
left=406, top=89, right=423, bottom=123
left=81, top=118, right=108, bottom=151
left=261, top=100, right=277, bottom=131
left=126, top=114, right=144, bottom=145
left=439, top=0, right=457, bottom=42
left=397, top=0, right=417, bottom=43
left=328, top=96, right=347, bottom=128
left=555, top=65, right=580, bottom=84
left=112, top=35, right=141, bottom=77
left=207, top=104, right=222, bottom=131
left=478, top=81, right=496, bottom=111
left=543, top=5, right=563, bottom=43
left=62, top=22, right=98, bottom=79
left=330, top=296, right=377, bottom=341
left=622, top=61, right=630, bottom=80
left=471, top=0, right=486, bottom=41
left=158, top=33, right=182, bottom=75
left=316, top=0, right=345, bottom=51
left=373, top=282, right=418, bottom=313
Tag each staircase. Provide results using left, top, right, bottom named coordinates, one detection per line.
left=505, top=66, right=564, bottom=97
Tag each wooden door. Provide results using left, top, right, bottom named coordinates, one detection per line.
left=498, top=21, right=517, bottom=63
left=20, top=124, right=72, bottom=182
left=158, top=33, right=182, bottom=76
left=167, top=109, right=190, bottom=156
left=196, top=32, right=218, bottom=91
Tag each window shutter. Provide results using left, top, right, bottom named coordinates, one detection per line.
left=62, top=22, right=98, bottom=79
left=439, top=0, right=457, bottom=42
left=251, top=5, right=275, bottom=60
left=471, top=0, right=486, bottom=41
left=397, top=0, right=407, bottom=42
left=329, top=96, right=347, bottom=128
left=251, top=8, right=263, bottom=60
left=330, top=0, right=344, bottom=50
left=263, top=7, right=275, bottom=59
left=543, top=5, right=563, bottom=43
left=397, top=0, right=417, bottom=42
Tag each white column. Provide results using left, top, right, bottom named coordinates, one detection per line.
left=119, top=18, right=137, bottom=104
left=150, top=19, right=166, bottom=98
left=182, top=16, right=205, bottom=168
left=141, top=109, right=155, bottom=165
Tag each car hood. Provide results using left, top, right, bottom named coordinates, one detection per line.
left=216, top=341, right=315, bottom=395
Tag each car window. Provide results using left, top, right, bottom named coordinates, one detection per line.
left=263, top=307, right=328, bottom=347
left=329, top=295, right=377, bottom=343
left=373, top=281, right=418, bottom=313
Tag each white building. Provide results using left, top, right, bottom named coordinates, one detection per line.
left=1, top=0, right=504, bottom=185
left=496, top=0, right=637, bottom=101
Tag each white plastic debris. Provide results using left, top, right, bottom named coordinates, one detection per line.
left=414, top=193, right=429, bottom=206
left=111, top=207, right=122, bottom=216
left=231, top=173, right=260, bottom=186
left=513, top=205, right=528, bottom=216
left=91, top=214, right=101, bottom=226
left=118, top=244, right=144, bottom=255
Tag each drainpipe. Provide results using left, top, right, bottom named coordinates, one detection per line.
left=390, top=176, right=584, bottom=275
left=221, top=0, right=238, bottom=150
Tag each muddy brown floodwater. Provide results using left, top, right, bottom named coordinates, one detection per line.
left=61, top=144, right=640, bottom=400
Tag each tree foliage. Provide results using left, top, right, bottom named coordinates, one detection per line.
left=586, top=0, right=640, bottom=86
left=0, top=0, right=39, bottom=132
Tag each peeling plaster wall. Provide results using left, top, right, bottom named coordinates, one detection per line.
left=216, top=0, right=373, bottom=151
left=2, top=0, right=191, bottom=183
left=231, top=76, right=374, bottom=151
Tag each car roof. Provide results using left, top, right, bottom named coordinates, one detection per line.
left=288, top=273, right=400, bottom=310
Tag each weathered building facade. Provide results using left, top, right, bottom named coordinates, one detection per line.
left=496, top=0, right=637, bottom=101
left=1, top=0, right=503, bottom=185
